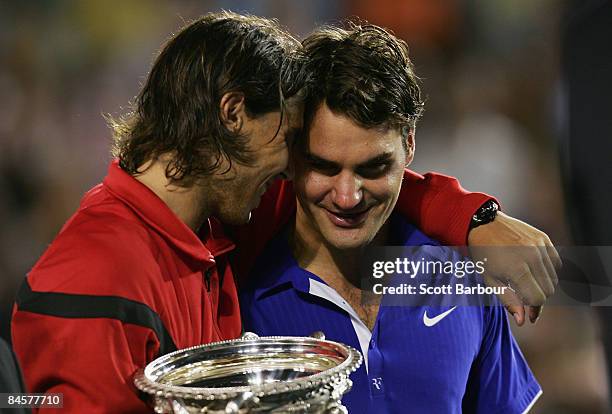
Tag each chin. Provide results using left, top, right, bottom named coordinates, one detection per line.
left=323, top=229, right=372, bottom=251
left=217, top=209, right=252, bottom=226
left=329, top=240, right=368, bottom=251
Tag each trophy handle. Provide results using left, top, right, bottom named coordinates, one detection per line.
left=224, top=391, right=257, bottom=413
left=326, top=401, right=349, bottom=414
left=240, top=331, right=260, bottom=340
left=170, top=399, right=190, bottom=414
left=310, top=331, right=326, bottom=340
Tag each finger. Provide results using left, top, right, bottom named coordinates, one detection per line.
left=509, top=263, right=547, bottom=307
left=547, top=243, right=563, bottom=272
left=526, top=248, right=556, bottom=298
left=540, top=234, right=561, bottom=283
left=539, top=245, right=558, bottom=290
left=528, top=305, right=543, bottom=323
left=506, top=301, right=526, bottom=326
left=541, top=233, right=562, bottom=269
left=485, top=275, right=525, bottom=326
left=539, top=246, right=559, bottom=293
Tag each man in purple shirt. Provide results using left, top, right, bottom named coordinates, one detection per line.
left=241, top=23, right=541, bottom=413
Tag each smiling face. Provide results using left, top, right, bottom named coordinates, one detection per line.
left=293, top=103, right=414, bottom=251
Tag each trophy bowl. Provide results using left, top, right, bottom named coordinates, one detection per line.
left=134, top=332, right=362, bottom=413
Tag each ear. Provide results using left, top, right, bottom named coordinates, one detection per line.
left=404, top=128, right=415, bottom=167
left=219, top=92, right=246, bottom=133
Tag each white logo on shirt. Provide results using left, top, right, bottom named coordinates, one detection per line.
left=372, top=377, right=383, bottom=390
left=423, top=307, right=457, bottom=327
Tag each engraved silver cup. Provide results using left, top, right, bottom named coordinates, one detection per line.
left=134, top=332, right=362, bottom=413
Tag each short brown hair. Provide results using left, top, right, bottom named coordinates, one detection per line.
left=110, top=11, right=299, bottom=184
left=284, top=22, right=424, bottom=140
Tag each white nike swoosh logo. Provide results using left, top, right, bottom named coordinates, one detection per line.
left=423, top=307, right=457, bottom=327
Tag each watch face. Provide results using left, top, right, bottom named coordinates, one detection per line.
left=471, top=200, right=499, bottom=228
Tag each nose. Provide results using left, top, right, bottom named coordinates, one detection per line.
left=331, top=171, right=363, bottom=211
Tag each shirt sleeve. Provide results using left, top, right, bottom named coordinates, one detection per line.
left=462, top=305, right=542, bottom=414
left=11, top=220, right=170, bottom=414
left=231, top=170, right=497, bottom=281
left=396, top=170, right=497, bottom=246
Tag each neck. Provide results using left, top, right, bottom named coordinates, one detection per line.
left=133, top=159, right=212, bottom=231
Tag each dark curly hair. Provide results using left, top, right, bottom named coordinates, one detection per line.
left=282, top=22, right=424, bottom=142
left=109, top=11, right=299, bottom=185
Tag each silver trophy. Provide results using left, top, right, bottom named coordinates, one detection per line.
left=134, top=332, right=362, bottom=413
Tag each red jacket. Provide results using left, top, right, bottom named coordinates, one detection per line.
left=12, top=162, right=492, bottom=413
left=12, top=161, right=241, bottom=413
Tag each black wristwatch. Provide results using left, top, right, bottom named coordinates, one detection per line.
left=469, top=200, right=499, bottom=229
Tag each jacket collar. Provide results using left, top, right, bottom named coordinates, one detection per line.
left=103, top=160, right=235, bottom=266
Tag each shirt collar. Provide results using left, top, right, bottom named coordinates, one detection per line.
left=103, top=159, right=235, bottom=266
left=251, top=230, right=319, bottom=299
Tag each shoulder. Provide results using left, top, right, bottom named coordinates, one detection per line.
left=27, top=193, right=161, bottom=299
left=387, top=211, right=441, bottom=247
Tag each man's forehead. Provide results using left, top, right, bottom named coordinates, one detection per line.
left=304, top=134, right=399, bottom=166
left=309, top=107, right=398, bottom=143
left=302, top=121, right=404, bottom=169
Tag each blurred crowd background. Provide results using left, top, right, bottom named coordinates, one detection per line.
left=0, top=1, right=609, bottom=412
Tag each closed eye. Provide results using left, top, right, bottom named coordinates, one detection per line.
left=304, top=153, right=341, bottom=176
left=356, top=153, right=394, bottom=179
left=308, top=159, right=341, bottom=176
left=357, top=162, right=392, bottom=179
